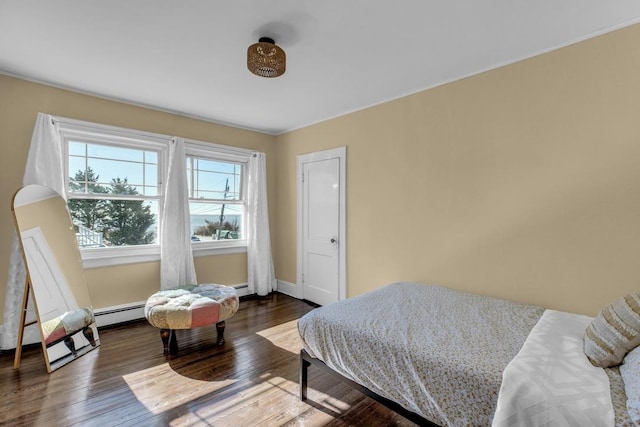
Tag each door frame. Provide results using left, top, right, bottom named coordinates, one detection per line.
left=297, top=146, right=347, bottom=302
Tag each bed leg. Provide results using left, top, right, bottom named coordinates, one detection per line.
left=300, top=349, right=311, bottom=401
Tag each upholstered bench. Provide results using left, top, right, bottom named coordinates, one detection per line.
left=144, top=284, right=239, bottom=354
left=41, top=308, right=96, bottom=355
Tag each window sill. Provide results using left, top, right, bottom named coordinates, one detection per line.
left=192, top=241, right=248, bottom=258
left=81, top=242, right=247, bottom=269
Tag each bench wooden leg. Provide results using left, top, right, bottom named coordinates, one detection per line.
left=64, top=336, right=77, bottom=356
left=83, top=326, right=96, bottom=347
left=216, top=321, right=226, bottom=345
left=160, top=329, right=178, bottom=354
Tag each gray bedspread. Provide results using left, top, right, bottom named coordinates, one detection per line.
left=298, top=282, right=545, bottom=426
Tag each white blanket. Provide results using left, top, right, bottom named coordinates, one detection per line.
left=493, top=310, right=614, bottom=427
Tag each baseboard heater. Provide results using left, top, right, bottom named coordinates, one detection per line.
left=94, top=302, right=146, bottom=328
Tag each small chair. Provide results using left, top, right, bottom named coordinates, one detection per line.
left=144, top=284, right=239, bottom=354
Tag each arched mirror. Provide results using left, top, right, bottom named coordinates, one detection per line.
left=12, top=184, right=100, bottom=372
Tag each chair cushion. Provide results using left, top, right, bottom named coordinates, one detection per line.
left=144, top=284, right=239, bottom=330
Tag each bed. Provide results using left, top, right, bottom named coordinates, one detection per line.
left=297, top=282, right=639, bottom=426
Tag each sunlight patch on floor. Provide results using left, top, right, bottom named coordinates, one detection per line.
left=123, top=363, right=236, bottom=414
left=255, top=319, right=304, bottom=353
left=168, top=373, right=301, bottom=426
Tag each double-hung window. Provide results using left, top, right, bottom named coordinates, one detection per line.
left=56, top=117, right=251, bottom=267
left=67, top=140, right=162, bottom=247
left=185, top=142, right=248, bottom=250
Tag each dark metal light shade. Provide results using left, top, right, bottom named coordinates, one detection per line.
left=247, top=37, right=286, bottom=78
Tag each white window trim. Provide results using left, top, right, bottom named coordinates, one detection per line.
left=184, top=138, right=254, bottom=160
left=184, top=137, right=251, bottom=253
left=52, top=115, right=253, bottom=269
left=81, top=243, right=247, bottom=269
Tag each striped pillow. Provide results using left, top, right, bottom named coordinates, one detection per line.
left=584, top=293, right=640, bottom=368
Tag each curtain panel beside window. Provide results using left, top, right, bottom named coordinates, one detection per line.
left=160, top=137, right=197, bottom=289
left=2, top=113, right=64, bottom=349
left=247, top=153, right=276, bottom=296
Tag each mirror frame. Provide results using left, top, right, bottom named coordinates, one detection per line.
left=12, top=184, right=100, bottom=372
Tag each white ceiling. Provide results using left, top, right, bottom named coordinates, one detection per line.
left=1, top=1, right=640, bottom=135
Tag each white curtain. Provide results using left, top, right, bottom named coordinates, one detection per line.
left=247, top=153, right=276, bottom=296
left=1, top=113, right=65, bottom=349
left=160, top=137, right=197, bottom=289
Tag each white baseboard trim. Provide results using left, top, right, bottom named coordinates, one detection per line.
left=276, top=280, right=301, bottom=299
left=235, top=281, right=300, bottom=299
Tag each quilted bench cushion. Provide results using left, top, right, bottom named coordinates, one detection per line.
left=41, top=308, right=95, bottom=345
left=144, top=284, right=239, bottom=330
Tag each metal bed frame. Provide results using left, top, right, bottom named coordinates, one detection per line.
left=299, top=349, right=438, bottom=426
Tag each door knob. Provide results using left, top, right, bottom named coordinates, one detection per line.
left=330, top=238, right=336, bottom=243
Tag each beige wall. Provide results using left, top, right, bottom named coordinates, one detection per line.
left=2, top=24, right=640, bottom=321
left=0, top=75, right=276, bottom=314
left=276, top=24, right=640, bottom=316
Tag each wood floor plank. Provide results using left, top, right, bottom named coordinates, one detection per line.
left=0, top=293, right=416, bottom=426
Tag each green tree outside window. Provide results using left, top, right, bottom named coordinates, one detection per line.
left=68, top=169, right=155, bottom=247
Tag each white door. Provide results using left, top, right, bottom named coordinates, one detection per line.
left=297, top=147, right=346, bottom=306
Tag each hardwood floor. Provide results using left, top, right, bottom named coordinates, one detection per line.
left=0, top=293, right=416, bottom=426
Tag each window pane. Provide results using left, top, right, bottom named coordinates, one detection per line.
left=145, top=151, right=158, bottom=164
left=68, top=156, right=87, bottom=185
left=69, top=198, right=158, bottom=247
left=87, top=143, right=143, bottom=163
left=68, top=141, right=159, bottom=196
left=144, top=165, right=158, bottom=196
left=87, top=157, right=145, bottom=185
left=69, top=141, right=86, bottom=156
left=189, top=202, right=243, bottom=241
left=187, top=157, right=242, bottom=201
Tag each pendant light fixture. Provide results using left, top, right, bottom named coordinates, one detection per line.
left=247, top=37, right=286, bottom=78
